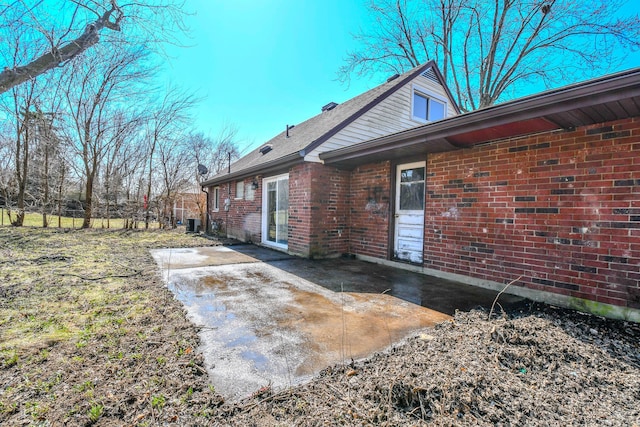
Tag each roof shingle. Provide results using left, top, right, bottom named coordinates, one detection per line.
left=203, top=61, right=440, bottom=186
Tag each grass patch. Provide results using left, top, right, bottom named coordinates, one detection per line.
left=0, top=210, right=162, bottom=229
left=87, top=403, right=103, bottom=423
left=0, top=227, right=220, bottom=425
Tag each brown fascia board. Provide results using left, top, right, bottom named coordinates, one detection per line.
left=299, top=61, right=436, bottom=157
left=320, top=67, right=640, bottom=164
left=430, top=64, right=461, bottom=114
left=201, top=152, right=303, bottom=187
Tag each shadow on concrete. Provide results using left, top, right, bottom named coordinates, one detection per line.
left=228, top=243, right=526, bottom=316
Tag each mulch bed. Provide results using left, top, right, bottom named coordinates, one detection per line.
left=212, top=304, right=640, bottom=426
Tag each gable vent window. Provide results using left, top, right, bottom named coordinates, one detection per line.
left=412, top=85, right=446, bottom=123
left=421, top=67, right=439, bottom=83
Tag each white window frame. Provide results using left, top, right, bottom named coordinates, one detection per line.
left=235, top=180, right=244, bottom=200
left=261, top=173, right=289, bottom=251
left=411, top=84, right=448, bottom=123
left=212, top=186, right=220, bottom=212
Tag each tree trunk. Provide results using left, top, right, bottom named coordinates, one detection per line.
left=105, top=178, right=111, bottom=229
left=14, top=126, right=28, bottom=227
left=82, top=173, right=94, bottom=228
left=42, top=139, right=50, bottom=227
left=57, top=164, right=66, bottom=228
left=145, top=157, right=153, bottom=229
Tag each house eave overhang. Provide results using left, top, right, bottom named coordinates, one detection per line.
left=201, top=152, right=303, bottom=187
left=320, top=67, right=640, bottom=169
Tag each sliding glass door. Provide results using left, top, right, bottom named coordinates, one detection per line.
left=262, top=174, right=289, bottom=249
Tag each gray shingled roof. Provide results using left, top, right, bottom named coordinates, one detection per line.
left=202, top=61, right=442, bottom=186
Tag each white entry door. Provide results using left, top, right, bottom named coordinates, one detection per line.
left=394, top=162, right=425, bottom=263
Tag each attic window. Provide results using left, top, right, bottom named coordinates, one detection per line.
left=411, top=84, right=446, bottom=123
left=259, top=144, right=273, bottom=155
left=321, top=102, right=338, bottom=112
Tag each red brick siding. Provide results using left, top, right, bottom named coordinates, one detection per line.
left=425, top=118, right=640, bottom=309
left=209, top=178, right=262, bottom=242
left=206, top=117, right=639, bottom=309
left=348, top=161, right=392, bottom=259
left=289, top=163, right=350, bottom=257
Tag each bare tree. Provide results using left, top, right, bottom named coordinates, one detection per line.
left=0, top=7, right=69, bottom=227
left=0, top=0, right=188, bottom=95
left=209, top=123, right=241, bottom=174
left=186, top=125, right=240, bottom=229
left=186, top=132, right=213, bottom=225
left=118, top=142, right=147, bottom=229
left=99, top=109, right=142, bottom=228
left=1, top=31, right=42, bottom=226
left=62, top=43, right=151, bottom=228
left=157, top=134, right=191, bottom=228
left=142, top=88, right=197, bottom=229
left=0, top=125, right=12, bottom=213
left=27, top=108, right=60, bottom=227
left=340, top=0, right=640, bottom=111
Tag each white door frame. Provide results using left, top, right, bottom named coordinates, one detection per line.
left=394, top=161, right=426, bottom=263
left=261, top=173, right=289, bottom=250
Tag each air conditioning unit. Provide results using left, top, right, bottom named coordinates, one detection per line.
left=186, top=218, right=201, bottom=233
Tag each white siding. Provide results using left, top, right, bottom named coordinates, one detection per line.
left=305, top=74, right=457, bottom=162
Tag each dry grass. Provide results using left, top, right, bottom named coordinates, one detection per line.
left=0, top=210, right=160, bottom=229
left=0, top=227, right=221, bottom=425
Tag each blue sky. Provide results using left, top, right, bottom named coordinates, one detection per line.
left=164, top=0, right=380, bottom=152
left=164, top=1, right=640, bottom=154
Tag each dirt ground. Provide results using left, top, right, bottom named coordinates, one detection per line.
left=1, top=228, right=639, bottom=426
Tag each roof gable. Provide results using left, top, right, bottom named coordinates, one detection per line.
left=304, top=63, right=459, bottom=162
left=203, top=61, right=457, bottom=186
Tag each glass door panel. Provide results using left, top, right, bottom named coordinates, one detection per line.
left=263, top=174, right=289, bottom=249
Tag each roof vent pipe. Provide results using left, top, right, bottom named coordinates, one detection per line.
left=286, top=124, right=295, bottom=138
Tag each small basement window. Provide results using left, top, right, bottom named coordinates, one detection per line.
left=412, top=85, right=446, bottom=123
left=236, top=180, right=244, bottom=199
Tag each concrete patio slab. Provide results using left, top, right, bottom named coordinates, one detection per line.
left=151, top=245, right=525, bottom=400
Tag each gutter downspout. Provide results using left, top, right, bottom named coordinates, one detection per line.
left=201, top=186, right=209, bottom=234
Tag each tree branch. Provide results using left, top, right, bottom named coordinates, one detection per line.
left=0, top=2, right=123, bottom=95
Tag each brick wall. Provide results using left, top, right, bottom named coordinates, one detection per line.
left=209, top=178, right=262, bottom=242
left=348, top=161, right=392, bottom=259
left=289, top=163, right=350, bottom=257
left=425, top=118, right=639, bottom=309
left=206, top=117, right=638, bottom=309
